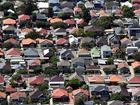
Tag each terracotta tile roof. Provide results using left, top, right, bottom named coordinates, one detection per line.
left=131, top=61, right=140, bottom=68
left=128, top=76, right=140, bottom=84
left=112, top=47, right=119, bottom=53
left=4, top=38, right=19, bottom=44
left=0, top=75, right=4, bottom=83
left=21, top=28, right=33, bottom=33
left=3, top=18, right=16, bottom=25
left=5, top=86, right=16, bottom=93
left=56, top=38, right=67, bottom=45
left=22, top=38, right=36, bottom=45
left=90, top=10, right=97, bottom=17
left=0, top=91, right=6, bottom=98
left=134, top=9, right=140, bottom=14
left=132, top=0, right=140, bottom=3
left=109, top=75, right=124, bottom=82
left=72, top=88, right=89, bottom=96
left=18, top=14, right=30, bottom=21
left=76, top=19, right=84, bottom=24
left=87, top=75, right=104, bottom=83
left=0, top=49, right=4, bottom=56
left=49, top=18, right=63, bottom=23
left=28, top=59, right=41, bottom=66
left=52, top=88, right=68, bottom=98
left=29, top=76, right=45, bottom=85
left=10, top=92, right=26, bottom=100
left=64, top=19, right=76, bottom=25
left=117, top=63, right=129, bottom=69
left=36, top=38, right=53, bottom=44
left=6, top=48, right=22, bottom=57
left=74, top=7, right=82, bottom=12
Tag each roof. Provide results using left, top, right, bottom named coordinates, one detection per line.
left=72, top=88, right=89, bottom=96
left=36, top=38, right=53, bottom=44
left=91, top=47, right=100, bottom=57
left=74, top=7, right=82, bottom=12
left=87, top=75, right=104, bottom=83
left=0, top=75, right=4, bottom=83
left=109, top=75, right=124, bottom=82
left=27, top=59, right=41, bottom=66
left=21, top=28, right=33, bottom=33
left=52, top=88, right=68, bottom=98
left=24, top=48, right=39, bottom=56
left=57, top=60, right=70, bottom=66
left=10, top=92, right=26, bottom=100
left=56, top=38, right=68, bottom=45
left=101, top=45, right=111, bottom=51
left=49, top=18, right=63, bottom=23
left=5, top=86, right=16, bottom=93
left=3, top=18, right=16, bottom=25
left=107, top=100, right=123, bottom=105
left=4, top=38, right=19, bottom=45
left=131, top=61, right=140, bottom=68
left=121, top=37, right=131, bottom=45
left=64, top=19, right=75, bottom=25
left=18, top=14, right=30, bottom=21
left=117, top=63, right=129, bottom=69
left=128, top=76, right=140, bottom=84
left=29, top=76, right=45, bottom=85
left=22, top=38, right=36, bottom=45
left=0, top=91, right=6, bottom=98
left=6, top=48, right=22, bottom=57
left=69, top=72, right=84, bottom=81
left=50, top=75, right=64, bottom=82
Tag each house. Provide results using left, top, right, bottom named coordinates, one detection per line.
left=68, top=35, right=78, bottom=45
left=36, top=13, right=47, bottom=20
left=21, top=38, right=36, bottom=47
left=72, top=88, right=89, bottom=99
left=59, top=49, right=74, bottom=60
left=128, top=25, right=140, bottom=38
left=85, top=65, right=101, bottom=75
left=2, top=18, right=16, bottom=25
left=131, top=61, right=140, bottom=74
left=90, top=85, right=109, bottom=100
left=24, top=48, right=39, bottom=57
left=0, top=75, right=4, bottom=86
left=4, top=38, right=19, bottom=47
left=128, top=76, right=140, bottom=86
left=36, top=38, right=53, bottom=48
left=5, top=85, right=16, bottom=94
left=10, top=92, right=26, bottom=102
left=37, top=2, right=49, bottom=9
left=126, top=46, right=138, bottom=56
left=85, top=1, right=94, bottom=9
left=27, top=59, right=41, bottom=70
left=18, top=14, right=30, bottom=21
left=0, top=91, right=6, bottom=100
left=2, top=25, right=16, bottom=35
left=49, top=75, right=64, bottom=88
left=107, top=34, right=120, bottom=46
left=107, top=100, right=124, bottom=105
left=101, top=45, right=112, bottom=59
left=109, top=75, right=125, bottom=85
left=30, top=90, right=44, bottom=101
left=87, top=75, right=105, bottom=85
left=96, top=37, right=108, bottom=47
left=90, top=47, right=100, bottom=58
left=78, top=48, right=91, bottom=60
left=117, top=63, right=130, bottom=75
left=61, top=1, right=74, bottom=8
left=57, top=60, right=71, bottom=73
left=71, top=57, right=85, bottom=74
left=53, top=28, right=67, bottom=37
left=121, top=37, right=132, bottom=46
left=133, top=39, right=140, bottom=48
left=69, top=72, right=84, bottom=82
left=56, top=38, right=69, bottom=46
left=52, top=88, right=69, bottom=102
left=5, top=48, right=22, bottom=58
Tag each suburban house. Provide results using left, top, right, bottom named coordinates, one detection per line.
left=101, top=45, right=112, bottom=59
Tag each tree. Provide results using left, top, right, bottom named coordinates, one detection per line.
left=134, top=52, right=140, bottom=61
left=58, top=13, right=72, bottom=20
left=51, top=22, right=68, bottom=29
left=74, top=28, right=85, bottom=37
left=110, top=92, right=129, bottom=102
left=82, top=8, right=91, bottom=23
left=44, top=66, right=59, bottom=77
left=74, top=96, right=85, bottom=105
left=122, top=6, right=134, bottom=18
left=36, top=21, right=50, bottom=28
left=48, top=7, right=54, bottom=17
left=25, top=31, right=40, bottom=39
left=91, top=16, right=113, bottom=29
left=37, top=83, right=48, bottom=91
left=81, top=42, right=95, bottom=49
left=107, top=57, right=114, bottom=64
left=1, top=1, right=14, bottom=10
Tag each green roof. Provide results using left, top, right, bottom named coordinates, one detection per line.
left=91, top=47, right=100, bottom=57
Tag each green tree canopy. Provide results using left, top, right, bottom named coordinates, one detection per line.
left=25, top=31, right=40, bottom=39
left=122, top=6, right=134, bottom=18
